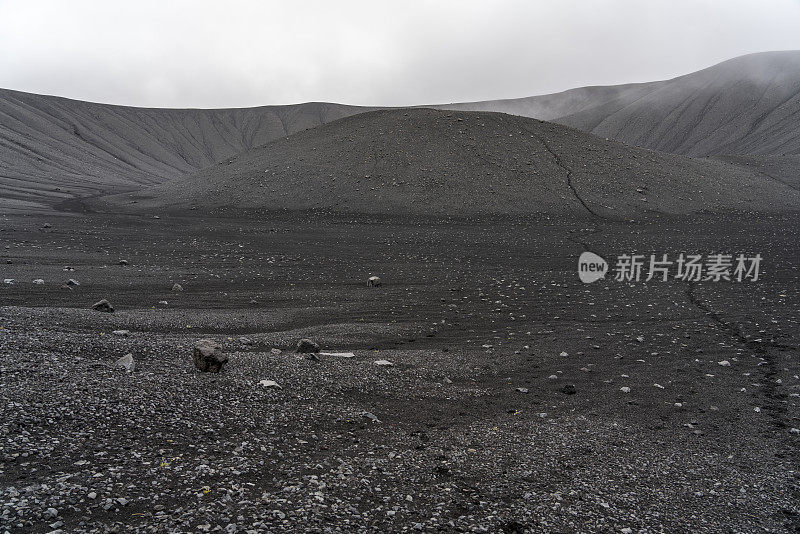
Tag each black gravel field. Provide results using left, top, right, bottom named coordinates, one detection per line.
left=1, top=209, right=798, bottom=533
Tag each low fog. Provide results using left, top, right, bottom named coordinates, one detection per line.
left=1, top=0, right=799, bottom=108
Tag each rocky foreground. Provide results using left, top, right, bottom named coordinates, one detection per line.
left=1, top=211, right=799, bottom=533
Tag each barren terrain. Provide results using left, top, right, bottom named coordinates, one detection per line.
left=1, top=210, right=798, bottom=532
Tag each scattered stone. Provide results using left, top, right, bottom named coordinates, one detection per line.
left=66, top=278, right=80, bottom=286
left=42, top=222, right=52, bottom=228
left=258, top=379, right=282, bottom=389
left=362, top=411, right=381, bottom=423
left=3, top=278, right=15, bottom=284
left=239, top=336, right=254, bottom=345
left=320, top=351, right=355, bottom=358
left=114, top=354, right=135, bottom=373
left=193, top=339, right=228, bottom=373
left=561, top=384, right=577, bottom=395
left=516, top=387, right=529, bottom=394
left=112, top=329, right=130, bottom=337
left=718, top=360, right=731, bottom=366
left=296, top=338, right=320, bottom=353
left=32, top=278, right=45, bottom=284
left=620, top=386, right=631, bottom=394
left=158, top=300, right=168, bottom=305
left=118, top=259, right=129, bottom=265
left=171, top=283, right=183, bottom=291
left=374, top=359, right=394, bottom=367
left=270, top=348, right=282, bottom=355
left=92, top=299, right=114, bottom=313
left=559, top=351, right=568, bottom=357
left=367, top=275, right=382, bottom=287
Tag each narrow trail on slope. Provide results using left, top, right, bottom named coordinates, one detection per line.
left=685, top=281, right=796, bottom=453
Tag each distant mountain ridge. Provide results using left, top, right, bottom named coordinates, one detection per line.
left=0, top=89, right=372, bottom=210
left=445, top=51, right=800, bottom=157
left=2, top=50, right=799, bottom=212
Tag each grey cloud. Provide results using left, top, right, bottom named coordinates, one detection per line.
left=0, top=0, right=798, bottom=108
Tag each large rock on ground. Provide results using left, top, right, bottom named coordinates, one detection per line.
left=193, top=339, right=228, bottom=372
left=115, top=353, right=135, bottom=373
left=296, top=338, right=320, bottom=353
left=92, top=299, right=114, bottom=313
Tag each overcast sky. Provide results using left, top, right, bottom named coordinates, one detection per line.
left=1, top=0, right=799, bottom=109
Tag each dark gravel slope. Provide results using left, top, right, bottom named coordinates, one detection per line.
left=104, top=108, right=800, bottom=217
left=556, top=51, right=800, bottom=157
left=445, top=51, right=800, bottom=158
left=0, top=88, right=372, bottom=210
left=4, top=51, right=800, bottom=214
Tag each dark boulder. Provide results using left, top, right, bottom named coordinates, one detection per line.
left=92, top=299, right=114, bottom=313
left=193, top=339, right=228, bottom=373
left=296, top=338, right=320, bottom=353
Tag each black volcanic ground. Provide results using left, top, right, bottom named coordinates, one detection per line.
left=1, top=53, right=799, bottom=533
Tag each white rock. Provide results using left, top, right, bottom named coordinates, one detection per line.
left=653, top=383, right=665, bottom=389
left=374, top=359, right=394, bottom=366
left=112, top=330, right=130, bottom=337
left=3, top=278, right=15, bottom=284
left=559, top=351, right=568, bottom=357
left=320, top=352, right=355, bottom=358
left=115, top=354, right=135, bottom=373
left=259, top=379, right=282, bottom=389
left=620, top=386, right=631, bottom=393
left=718, top=360, right=731, bottom=366
left=32, top=279, right=45, bottom=284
